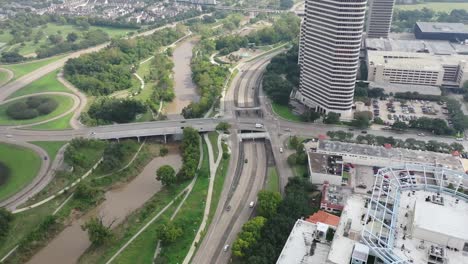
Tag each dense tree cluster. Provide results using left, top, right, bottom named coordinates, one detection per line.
left=257, top=190, right=282, bottom=218
left=392, top=8, right=468, bottom=32
left=146, top=52, right=176, bottom=113
left=0, top=51, right=26, bottom=63
left=156, top=165, right=177, bottom=186
left=156, top=221, right=183, bottom=244
left=0, top=208, right=13, bottom=242
left=178, top=127, right=201, bottom=181
left=6, top=96, right=58, bottom=120
left=64, top=138, right=107, bottom=171
left=323, top=112, right=341, bottom=124
left=262, top=44, right=299, bottom=105
left=215, top=13, right=300, bottom=55
left=445, top=98, right=468, bottom=132
left=394, top=92, right=441, bottom=102
left=100, top=141, right=139, bottom=172
left=82, top=217, right=113, bottom=246
left=232, top=216, right=267, bottom=257
left=409, top=117, right=453, bottom=135
left=237, top=177, right=317, bottom=263
left=64, top=26, right=186, bottom=96
left=182, top=39, right=229, bottom=118
left=87, top=98, right=146, bottom=124
left=354, top=82, right=386, bottom=99
left=36, top=29, right=110, bottom=58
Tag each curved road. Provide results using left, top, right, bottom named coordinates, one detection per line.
left=0, top=68, right=14, bottom=87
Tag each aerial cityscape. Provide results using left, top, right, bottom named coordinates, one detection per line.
left=0, top=0, right=467, bottom=263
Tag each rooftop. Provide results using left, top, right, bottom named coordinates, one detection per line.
left=416, top=22, right=468, bottom=34
left=327, top=195, right=367, bottom=264
left=367, top=50, right=467, bottom=70
left=306, top=211, right=341, bottom=228
left=316, top=140, right=463, bottom=170
left=413, top=198, right=468, bottom=242
left=276, top=220, right=330, bottom=264
left=365, top=38, right=459, bottom=54
left=393, top=190, right=468, bottom=264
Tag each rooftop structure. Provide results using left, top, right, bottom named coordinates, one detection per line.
left=276, top=219, right=331, bottom=264
left=312, top=140, right=463, bottom=170
left=306, top=210, right=341, bottom=228
left=365, top=38, right=468, bottom=55
left=307, top=153, right=344, bottom=185
left=362, top=164, right=468, bottom=264
left=327, top=195, right=368, bottom=264
left=415, top=22, right=468, bottom=42
left=320, top=182, right=346, bottom=213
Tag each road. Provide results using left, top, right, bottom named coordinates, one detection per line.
left=191, top=142, right=266, bottom=264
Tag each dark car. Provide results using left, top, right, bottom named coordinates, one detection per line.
left=361, top=130, right=368, bottom=134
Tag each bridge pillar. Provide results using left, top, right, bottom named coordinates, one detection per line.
left=137, top=136, right=140, bottom=143
left=164, top=134, right=167, bottom=144
left=116, top=138, right=120, bottom=143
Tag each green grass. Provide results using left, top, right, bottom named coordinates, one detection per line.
left=0, top=143, right=42, bottom=202
left=0, top=194, right=67, bottom=259
left=0, top=95, right=74, bottom=126
left=28, top=111, right=73, bottom=130
left=0, top=54, right=67, bottom=81
left=266, top=167, right=279, bottom=192
left=208, top=132, right=219, bottom=160
left=0, top=23, right=133, bottom=56
left=272, top=103, right=303, bottom=122
left=395, top=2, right=468, bottom=12
left=9, top=69, right=71, bottom=98
left=0, top=70, right=9, bottom=86
left=30, top=141, right=67, bottom=161
left=157, top=142, right=210, bottom=263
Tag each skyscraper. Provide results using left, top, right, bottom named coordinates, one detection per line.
left=366, top=0, right=396, bottom=38
left=295, top=0, right=367, bottom=117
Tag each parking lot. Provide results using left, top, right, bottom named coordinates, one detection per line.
left=365, top=99, right=448, bottom=125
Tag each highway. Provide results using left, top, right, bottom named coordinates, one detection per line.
left=191, top=142, right=266, bottom=264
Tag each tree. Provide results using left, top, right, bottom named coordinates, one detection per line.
left=257, top=190, right=282, bottom=218
left=156, top=221, right=183, bottom=244
left=289, top=136, right=299, bottom=149
left=351, top=113, right=370, bottom=128
left=373, top=117, right=384, bottom=125
left=323, top=112, right=340, bottom=124
left=392, top=121, right=408, bottom=131
left=301, top=110, right=321, bottom=122
left=66, top=32, right=79, bottom=42
left=48, top=34, right=63, bottom=44
left=81, top=217, right=113, bottom=246
left=0, top=208, right=13, bottom=241
left=216, top=122, right=231, bottom=132
left=232, top=216, right=266, bottom=257
left=156, top=165, right=176, bottom=186
left=160, top=146, right=169, bottom=156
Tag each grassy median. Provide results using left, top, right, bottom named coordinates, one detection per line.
left=0, top=143, right=42, bottom=202
left=0, top=95, right=74, bottom=126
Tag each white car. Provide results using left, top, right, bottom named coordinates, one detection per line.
left=223, top=244, right=230, bottom=252
left=249, top=201, right=255, bottom=208
left=279, top=147, right=283, bottom=153
left=255, top=123, right=263, bottom=128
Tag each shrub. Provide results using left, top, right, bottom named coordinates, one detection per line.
left=6, top=97, right=58, bottom=120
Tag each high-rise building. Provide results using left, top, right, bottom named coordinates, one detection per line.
left=366, top=0, right=396, bottom=38
left=295, top=0, right=367, bottom=117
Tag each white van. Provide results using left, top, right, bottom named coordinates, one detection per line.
left=255, top=123, right=263, bottom=128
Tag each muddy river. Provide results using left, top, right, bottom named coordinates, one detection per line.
left=165, top=38, right=200, bottom=119
left=27, top=152, right=182, bottom=264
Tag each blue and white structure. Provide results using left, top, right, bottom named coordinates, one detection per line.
left=362, top=164, right=468, bottom=264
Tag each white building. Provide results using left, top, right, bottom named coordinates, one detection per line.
left=367, top=51, right=468, bottom=88
left=295, top=0, right=367, bottom=118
